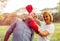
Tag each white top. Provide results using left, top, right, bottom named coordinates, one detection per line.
left=38, top=21, right=55, bottom=41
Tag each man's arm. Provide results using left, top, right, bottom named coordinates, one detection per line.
left=4, top=32, right=11, bottom=41
left=4, top=20, right=17, bottom=41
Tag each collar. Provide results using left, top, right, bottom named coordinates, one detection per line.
left=17, top=18, right=22, bottom=21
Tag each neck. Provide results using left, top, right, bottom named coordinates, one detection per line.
left=46, top=22, right=51, bottom=25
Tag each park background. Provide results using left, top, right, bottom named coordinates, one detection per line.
left=0, top=0, right=60, bottom=41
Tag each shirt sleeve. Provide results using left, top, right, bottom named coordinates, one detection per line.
left=7, top=19, right=17, bottom=34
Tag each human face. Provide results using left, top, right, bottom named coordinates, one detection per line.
left=43, top=13, right=51, bottom=24
left=30, top=13, right=37, bottom=19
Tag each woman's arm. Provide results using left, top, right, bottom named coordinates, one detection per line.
left=24, top=17, right=49, bottom=37
left=39, top=30, right=49, bottom=37
left=28, top=20, right=49, bottom=37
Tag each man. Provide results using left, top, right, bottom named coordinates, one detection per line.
left=4, top=17, right=34, bottom=41
left=4, top=5, right=35, bottom=41
left=4, top=5, right=39, bottom=41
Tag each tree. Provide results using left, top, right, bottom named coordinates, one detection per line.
left=54, top=1, right=60, bottom=13
left=0, top=0, right=8, bottom=13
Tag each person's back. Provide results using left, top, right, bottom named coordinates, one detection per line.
left=12, top=18, right=34, bottom=41
left=4, top=18, right=34, bottom=41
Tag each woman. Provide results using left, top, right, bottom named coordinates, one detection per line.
left=25, top=11, right=54, bottom=41
left=19, top=4, right=54, bottom=41
left=33, top=11, right=55, bottom=41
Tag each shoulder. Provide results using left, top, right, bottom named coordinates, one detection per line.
left=49, top=23, right=54, bottom=28
left=16, top=18, right=22, bottom=21
left=46, top=23, right=55, bottom=31
left=46, top=23, right=55, bottom=33
left=39, top=21, right=45, bottom=25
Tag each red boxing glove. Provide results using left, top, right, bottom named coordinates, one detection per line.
left=26, top=5, right=33, bottom=13
left=24, top=18, right=39, bottom=34
left=28, top=20, right=39, bottom=34
left=25, top=18, right=39, bottom=34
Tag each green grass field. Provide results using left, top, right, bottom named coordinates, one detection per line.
left=0, top=23, right=60, bottom=41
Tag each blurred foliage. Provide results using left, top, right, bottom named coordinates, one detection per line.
left=0, top=1, right=60, bottom=25
left=0, top=12, right=60, bottom=25
left=53, top=13, right=60, bottom=22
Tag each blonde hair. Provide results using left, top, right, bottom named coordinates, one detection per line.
left=43, top=11, right=53, bottom=22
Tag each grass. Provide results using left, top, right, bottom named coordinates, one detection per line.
left=0, top=23, right=60, bottom=41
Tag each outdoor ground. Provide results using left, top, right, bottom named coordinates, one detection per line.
left=0, top=23, right=60, bottom=41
